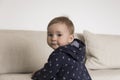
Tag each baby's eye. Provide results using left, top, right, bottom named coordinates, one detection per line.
left=57, top=34, right=62, bottom=37
left=48, top=34, right=53, bottom=37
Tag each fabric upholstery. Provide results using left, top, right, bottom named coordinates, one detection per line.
left=89, top=69, right=120, bottom=80
left=84, top=30, right=120, bottom=69
left=0, top=30, right=52, bottom=73
left=0, top=30, right=120, bottom=80
left=0, top=73, right=32, bottom=80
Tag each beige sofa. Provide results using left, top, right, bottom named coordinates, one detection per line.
left=0, top=30, right=120, bottom=80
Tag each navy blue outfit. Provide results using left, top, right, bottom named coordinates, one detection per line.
left=32, top=39, right=92, bottom=80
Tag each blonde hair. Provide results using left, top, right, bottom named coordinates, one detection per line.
left=47, top=16, right=74, bottom=34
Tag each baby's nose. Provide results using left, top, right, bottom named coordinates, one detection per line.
left=51, top=35, right=57, bottom=41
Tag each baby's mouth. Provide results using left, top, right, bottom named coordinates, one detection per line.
left=51, top=43, right=57, bottom=46
left=50, top=43, right=59, bottom=49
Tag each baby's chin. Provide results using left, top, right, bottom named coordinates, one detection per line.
left=50, top=45, right=59, bottom=50
left=50, top=43, right=69, bottom=50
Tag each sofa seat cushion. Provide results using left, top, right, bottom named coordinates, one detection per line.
left=89, top=69, right=120, bottom=80
left=0, top=73, right=32, bottom=80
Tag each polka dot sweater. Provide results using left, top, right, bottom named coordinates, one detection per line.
left=32, top=39, right=92, bottom=80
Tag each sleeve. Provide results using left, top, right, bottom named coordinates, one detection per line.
left=31, top=50, right=65, bottom=80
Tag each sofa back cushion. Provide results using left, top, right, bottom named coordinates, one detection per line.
left=0, top=30, right=84, bottom=74
left=0, top=30, right=53, bottom=74
left=84, top=30, right=120, bottom=69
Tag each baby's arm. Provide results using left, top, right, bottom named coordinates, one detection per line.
left=31, top=51, right=65, bottom=80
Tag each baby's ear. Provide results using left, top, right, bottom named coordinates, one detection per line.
left=69, top=34, right=74, bottom=43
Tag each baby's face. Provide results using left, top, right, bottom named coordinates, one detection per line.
left=47, top=23, right=74, bottom=49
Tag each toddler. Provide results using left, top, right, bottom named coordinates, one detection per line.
left=31, top=16, right=92, bottom=80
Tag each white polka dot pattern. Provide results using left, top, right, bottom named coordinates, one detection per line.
left=31, top=39, right=92, bottom=80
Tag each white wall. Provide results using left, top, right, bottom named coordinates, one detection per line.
left=0, top=0, right=120, bottom=34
